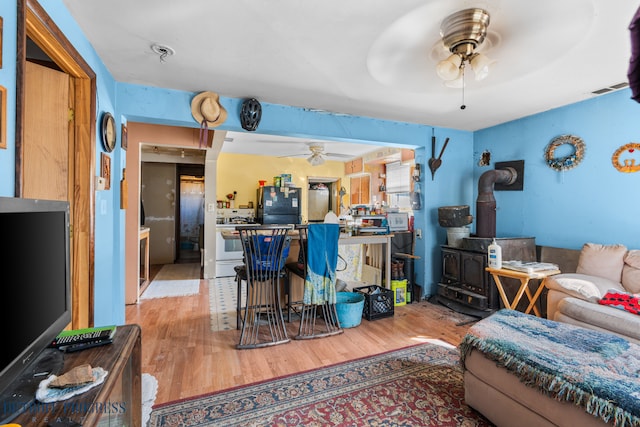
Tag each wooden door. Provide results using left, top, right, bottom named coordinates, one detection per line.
left=23, top=61, right=86, bottom=324
left=19, top=1, right=97, bottom=330
left=23, top=61, right=72, bottom=201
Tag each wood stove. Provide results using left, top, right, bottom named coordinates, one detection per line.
left=436, top=237, right=536, bottom=318
left=435, top=161, right=534, bottom=317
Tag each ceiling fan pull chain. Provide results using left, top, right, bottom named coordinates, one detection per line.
left=460, top=65, right=467, bottom=110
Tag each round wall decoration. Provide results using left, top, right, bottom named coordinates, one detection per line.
left=612, top=142, right=640, bottom=173
left=544, top=134, right=585, bottom=171
left=101, top=112, right=117, bottom=153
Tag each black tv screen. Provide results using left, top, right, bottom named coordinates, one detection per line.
left=0, top=197, right=71, bottom=399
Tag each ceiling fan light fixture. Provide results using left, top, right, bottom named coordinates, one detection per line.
left=307, top=153, right=325, bottom=166
left=436, top=54, right=463, bottom=80
left=436, top=8, right=493, bottom=84
left=469, top=53, right=494, bottom=81
left=444, top=76, right=465, bottom=88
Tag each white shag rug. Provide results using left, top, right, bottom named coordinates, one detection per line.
left=141, top=264, right=201, bottom=299
left=142, top=373, right=158, bottom=426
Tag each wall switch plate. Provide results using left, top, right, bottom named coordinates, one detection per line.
left=416, top=228, right=422, bottom=239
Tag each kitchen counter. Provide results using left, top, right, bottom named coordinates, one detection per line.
left=221, top=230, right=394, bottom=287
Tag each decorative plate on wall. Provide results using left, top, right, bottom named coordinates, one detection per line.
left=544, top=134, right=585, bottom=172
left=612, top=142, right=640, bottom=173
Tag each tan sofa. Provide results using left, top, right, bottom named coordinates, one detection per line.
left=463, top=243, right=640, bottom=426
left=545, top=243, right=640, bottom=344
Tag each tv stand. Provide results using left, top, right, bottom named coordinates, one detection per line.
left=8, top=324, right=141, bottom=426
left=0, top=347, right=65, bottom=423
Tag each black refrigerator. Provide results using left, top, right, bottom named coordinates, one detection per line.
left=256, top=186, right=302, bottom=224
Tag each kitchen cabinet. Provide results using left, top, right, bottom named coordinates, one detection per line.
left=401, top=149, right=415, bottom=162
left=350, top=175, right=370, bottom=205
left=344, top=158, right=363, bottom=175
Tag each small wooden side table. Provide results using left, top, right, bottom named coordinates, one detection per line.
left=486, top=267, right=561, bottom=317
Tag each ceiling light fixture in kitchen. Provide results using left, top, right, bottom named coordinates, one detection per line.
left=307, top=153, right=325, bottom=166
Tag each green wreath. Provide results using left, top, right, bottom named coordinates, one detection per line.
left=544, top=135, right=585, bottom=171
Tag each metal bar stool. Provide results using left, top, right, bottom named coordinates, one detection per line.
left=284, top=224, right=307, bottom=322
left=295, top=224, right=343, bottom=340
left=236, top=225, right=292, bottom=349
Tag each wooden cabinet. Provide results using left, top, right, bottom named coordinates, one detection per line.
left=344, top=158, right=363, bottom=175
left=13, top=325, right=142, bottom=427
left=350, top=175, right=370, bottom=205
left=401, top=149, right=415, bottom=162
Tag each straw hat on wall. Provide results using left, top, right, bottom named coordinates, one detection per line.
left=191, top=91, right=228, bottom=127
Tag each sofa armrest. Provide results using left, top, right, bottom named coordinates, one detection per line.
left=545, top=273, right=625, bottom=319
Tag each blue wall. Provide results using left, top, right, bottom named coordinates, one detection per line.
left=0, top=1, right=18, bottom=195
left=474, top=89, right=640, bottom=250
left=2, top=1, right=637, bottom=326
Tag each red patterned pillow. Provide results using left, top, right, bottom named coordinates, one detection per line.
left=599, top=291, right=640, bottom=315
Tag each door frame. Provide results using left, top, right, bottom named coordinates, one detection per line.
left=16, top=0, right=97, bottom=328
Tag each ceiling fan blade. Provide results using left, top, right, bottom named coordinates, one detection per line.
left=324, top=152, right=354, bottom=159
left=277, top=153, right=308, bottom=158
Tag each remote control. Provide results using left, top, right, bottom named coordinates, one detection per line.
left=59, top=338, right=113, bottom=353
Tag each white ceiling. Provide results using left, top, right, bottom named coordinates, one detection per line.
left=63, top=0, right=637, bottom=158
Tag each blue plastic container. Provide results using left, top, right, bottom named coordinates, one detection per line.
left=336, top=292, right=365, bottom=328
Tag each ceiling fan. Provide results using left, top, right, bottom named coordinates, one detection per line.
left=284, top=143, right=353, bottom=166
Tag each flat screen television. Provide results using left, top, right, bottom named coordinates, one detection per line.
left=0, top=197, right=71, bottom=422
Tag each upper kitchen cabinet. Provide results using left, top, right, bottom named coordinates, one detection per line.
left=350, top=175, right=370, bottom=205
left=401, top=149, right=415, bottom=162
left=344, top=158, right=363, bottom=175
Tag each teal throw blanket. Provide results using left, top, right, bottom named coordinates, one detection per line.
left=304, top=224, right=339, bottom=305
left=460, top=309, right=640, bottom=427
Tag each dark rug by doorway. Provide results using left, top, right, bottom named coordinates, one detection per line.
left=148, top=341, right=491, bottom=426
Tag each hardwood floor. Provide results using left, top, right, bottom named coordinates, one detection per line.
left=126, top=267, right=479, bottom=405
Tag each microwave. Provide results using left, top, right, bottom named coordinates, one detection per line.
left=387, top=212, right=409, bottom=232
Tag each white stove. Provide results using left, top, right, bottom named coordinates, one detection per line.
left=216, top=208, right=256, bottom=225
left=215, top=208, right=257, bottom=277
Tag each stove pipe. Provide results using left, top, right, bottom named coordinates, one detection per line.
left=476, top=167, right=517, bottom=238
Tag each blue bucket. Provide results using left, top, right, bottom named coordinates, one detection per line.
left=336, top=292, right=365, bottom=328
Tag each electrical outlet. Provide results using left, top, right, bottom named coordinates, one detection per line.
left=95, top=176, right=106, bottom=191
left=416, top=228, right=422, bottom=239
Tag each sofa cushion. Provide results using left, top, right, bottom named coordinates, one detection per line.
left=545, top=273, right=624, bottom=302
left=622, top=250, right=640, bottom=294
left=576, top=243, right=627, bottom=283
left=557, top=297, right=640, bottom=342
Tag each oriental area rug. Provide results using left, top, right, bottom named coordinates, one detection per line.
left=147, top=341, right=492, bottom=427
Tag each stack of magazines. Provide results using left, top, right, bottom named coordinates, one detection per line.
left=501, top=260, right=559, bottom=274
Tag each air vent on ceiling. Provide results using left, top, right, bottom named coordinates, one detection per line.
left=592, top=82, right=629, bottom=95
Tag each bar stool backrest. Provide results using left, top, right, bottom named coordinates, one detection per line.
left=237, top=225, right=292, bottom=282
